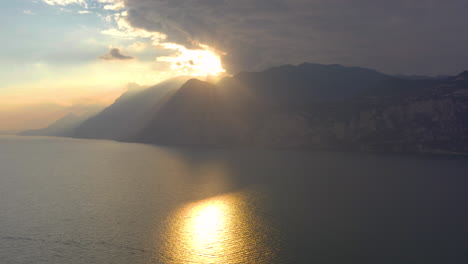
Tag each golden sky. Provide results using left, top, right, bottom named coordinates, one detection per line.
left=0, top=0, right=225, bottom=131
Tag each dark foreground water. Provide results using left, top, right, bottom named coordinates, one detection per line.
left=1, top=136, right=468, bottom=264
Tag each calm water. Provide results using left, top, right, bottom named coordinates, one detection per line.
left=1, top=136, right=468, bottom=263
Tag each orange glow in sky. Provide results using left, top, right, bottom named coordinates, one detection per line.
left=157, top=43, right=226, bottom=77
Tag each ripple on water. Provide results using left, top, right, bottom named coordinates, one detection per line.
left=158, top=192, right=281, bottom=264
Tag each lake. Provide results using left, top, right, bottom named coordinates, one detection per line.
left=1, top=136, right=468, bottom=263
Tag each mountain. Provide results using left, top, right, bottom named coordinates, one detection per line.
left=71, top=76, right=190, bottom=140
left=227, top=63, right=390, bottom=104
left=65, top=62, right=468, bottom=154
left=134, top=63, right=391, bottom=146
left=0, top=130, right=18, bottom=135
left=18, top=113, right=86, bottom=137
left=132, top=64, right=468, bottom=153
left=133, top=79, right=247, bottom=146
left=454, top=71, right=468, bottom=81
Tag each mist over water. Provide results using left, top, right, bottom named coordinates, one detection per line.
left=1, top=136, right=468, bottom=263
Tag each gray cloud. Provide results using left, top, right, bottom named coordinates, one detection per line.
left=123, top=0, right=468, bottom=75
left=99, top=48, right=134, bottom=61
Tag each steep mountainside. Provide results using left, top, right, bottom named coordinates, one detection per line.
left=62, top=63, right=468, bottom=154
left=71, top=76, right=189, bottom=140
left=134, top=66, right=468, bottom=153
left=134, top=79, right=247, bottom=145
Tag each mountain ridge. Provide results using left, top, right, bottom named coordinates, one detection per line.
left=18, top=113, right=87, bottom=137
left=70, top=76, right=190, bottom=140
left=46, top=62, right=468, bottom=154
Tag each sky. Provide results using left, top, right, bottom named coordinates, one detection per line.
left=0, top=0, right=225, bottom=130
left=1, top=0, right=468, bottom=130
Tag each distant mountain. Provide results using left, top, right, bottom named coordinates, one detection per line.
left=61, top=62, right=468, bottom=153
left=132, top=64, right=468, bottom=153
left=71, top=76, right=190, bottom=140
left=0, top=130, right=18, bottom=135
left=18, top=113, right=86, bottom=137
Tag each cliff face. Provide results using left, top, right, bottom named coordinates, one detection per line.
left=346, top=91, right=468, bottom=153
left=133, top=78, right=468, bottom=153
left=242, top=75, right=468, bottom=153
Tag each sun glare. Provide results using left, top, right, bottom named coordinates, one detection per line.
left=157, top=43, right=226, bottom=77
left=159, top=193, right=278, bottom=263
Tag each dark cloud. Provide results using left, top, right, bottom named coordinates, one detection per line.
left=99, top=48, right=134, bottom=61
left=123, top=0, right=468, bottom=75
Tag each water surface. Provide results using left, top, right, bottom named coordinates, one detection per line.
left=1, top=136, right=468, bottom=263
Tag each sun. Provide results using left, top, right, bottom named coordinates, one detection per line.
left=157, top=43, right=226, bottom=76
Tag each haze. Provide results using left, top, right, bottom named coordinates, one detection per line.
left=2, top=0, right=468, bottom=131
left=2, top=1, right=468, bottom=263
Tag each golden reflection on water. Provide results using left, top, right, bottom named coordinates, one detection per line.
left=161, top=192, right=277, bottom=264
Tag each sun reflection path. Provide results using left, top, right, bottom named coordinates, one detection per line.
left=160, top=193, right=279, bottom=264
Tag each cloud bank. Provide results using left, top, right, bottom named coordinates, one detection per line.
left=121, top=0, right=468, bottom=75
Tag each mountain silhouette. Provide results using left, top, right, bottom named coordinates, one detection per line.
left=18, top=113, right=86, bottom=137
left=229, top=63, right=390, bottom=104
left=133, top=79, right=246, bottom=145
left=62, top=62, right=468, bottom=153
left=71, top=76, right=190, bottom=140
left=454, top=71, right=468, bottom=81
